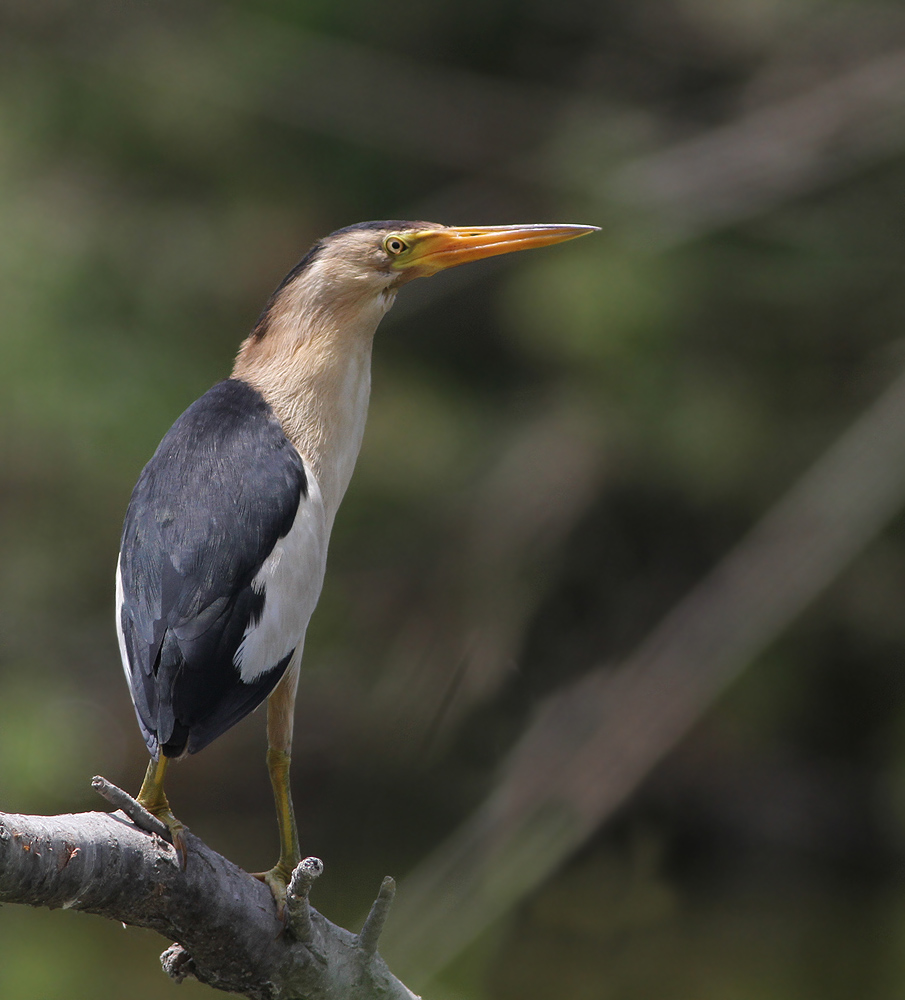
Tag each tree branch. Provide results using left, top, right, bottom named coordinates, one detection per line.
left=0, top=784, right=418, bottom=1000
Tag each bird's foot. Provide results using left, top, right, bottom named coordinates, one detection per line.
left=135, top=756, right=187, bottom=868
left=252, top=863, right=296, bottom=921
left=142, top=804, right=188, bottom=869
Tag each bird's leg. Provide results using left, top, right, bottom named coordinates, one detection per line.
left=261, top=746, right=300, bottom=891
left=137, top=754, right=187, bottom=868
left=253, top=665, right=301, bottom=916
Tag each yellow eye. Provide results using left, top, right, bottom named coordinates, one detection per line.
left=384, top=234, right=408, bottom=256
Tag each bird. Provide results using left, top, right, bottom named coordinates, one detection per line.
left=115, top=219, right=598, bottom=912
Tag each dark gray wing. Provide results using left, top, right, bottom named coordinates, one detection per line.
left=118, top=378, right=307, bottom=757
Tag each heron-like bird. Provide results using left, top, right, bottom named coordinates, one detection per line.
left=115, top=220, right=597, bottom=910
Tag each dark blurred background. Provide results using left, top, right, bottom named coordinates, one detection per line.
left=2, top=1, right=905, bottom=997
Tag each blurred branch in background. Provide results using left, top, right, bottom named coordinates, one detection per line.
left=53, top=13, right=591, bottom=176
left=29, top=10, right=905, bottom=308
left=604, top=43, right=905, bottom=244
left=371, top=399, right=607, bottom=751
left=360, top=27, right=905, bottom=752
left=56, top=10, right=905, bottom=227
left=385, top=353, right=905, bottom=988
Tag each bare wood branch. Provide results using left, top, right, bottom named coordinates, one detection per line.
left=90, top=774, right=170, bottom=839
left=286, top=856, right=324, bottom=943
left=358, top=877, right=397, bottom=958
left=0, top=793, right=418, bottom=1000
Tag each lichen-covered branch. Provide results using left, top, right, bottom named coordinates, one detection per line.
left=0, top=784, right=418, bottom=1000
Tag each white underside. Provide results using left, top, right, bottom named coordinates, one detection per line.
left=114, top=562, right=133, bottom=701
left=234, top=462, right=329, bottom=683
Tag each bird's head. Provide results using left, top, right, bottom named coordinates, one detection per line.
left=233, top=218, right=598, bottom=492
left=262, top=220, right=598, bottom=319
left=313, top=219, right=598, bottom=286
left=242, top=219, right=598, bottom=361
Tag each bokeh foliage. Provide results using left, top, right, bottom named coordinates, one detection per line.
left=2, top=0, right=905, bottom=997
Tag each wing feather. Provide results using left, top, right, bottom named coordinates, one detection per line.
left=117, top=378, right=308, bottom=757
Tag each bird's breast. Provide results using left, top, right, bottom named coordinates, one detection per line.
left=324, top=347, right=372, bottom=507
left=267, top=341, right=373, bottom=521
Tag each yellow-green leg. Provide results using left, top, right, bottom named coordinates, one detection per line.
left=253, top=747, right=301, bottom=913
left=253, top=664, right=301, bottom=916
left=137, top=754, right=187, bottom=868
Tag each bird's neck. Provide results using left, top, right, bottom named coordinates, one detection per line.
left=232, top=280, right=392, bottom=520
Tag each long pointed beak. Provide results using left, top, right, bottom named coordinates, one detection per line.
left=397, top=223, right=599, bottom=277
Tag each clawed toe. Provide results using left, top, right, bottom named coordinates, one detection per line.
left=150, top=808, right=188, bottom=869
left=252, top=866, right=293, bottom=921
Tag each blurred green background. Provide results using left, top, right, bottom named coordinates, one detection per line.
left=3, top=1, right=905, bottom=997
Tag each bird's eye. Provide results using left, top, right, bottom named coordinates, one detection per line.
left=384, top=235, right=408, bottom=256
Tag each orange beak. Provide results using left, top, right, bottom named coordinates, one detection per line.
left=396, top=223, right=599, bottom=277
